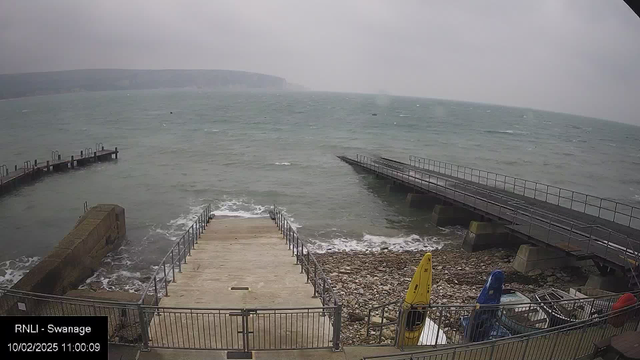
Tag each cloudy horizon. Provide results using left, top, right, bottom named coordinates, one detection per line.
left=1, top=0, right=639, bottom=124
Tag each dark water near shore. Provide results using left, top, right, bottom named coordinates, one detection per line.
left=1, top=89, right=639, bottom=291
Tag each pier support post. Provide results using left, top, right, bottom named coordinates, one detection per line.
left=462, top=221, right=510, bottom=252
left=406, top=193, right=439, bottom=209
left=115, top=147, right=118, bottom=159
left=431, top=205, right=479, bottom=227
left=46, top=161, right=50, bottom=172
left=71, top=156, right=75, bottom=169
left=584, top=274, right=628, bottom=293
left=387, top=183, right=411, bottom=194
left=512, top=244, right=586, bottom=274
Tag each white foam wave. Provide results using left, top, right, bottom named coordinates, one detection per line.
left=80, top=269, right=145, bottom=293
left=0, top=256, right=42, bottom=287
left=213, top=198, right=269, bottom=218
left=310, top=234, right=446, bottom=253
left=160, top=204, right=209, bottom=240
left=485, top=129, right=530, bottom=135
left=204, top=129, right=219, bottom=132
left=399, top=114, right=410, bottom=117
left=275, top=162, right=291, bottom=166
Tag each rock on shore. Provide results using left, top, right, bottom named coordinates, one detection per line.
left=315, top=247, right=592, bottom=345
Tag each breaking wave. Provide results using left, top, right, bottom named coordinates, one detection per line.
left=484, top=130, right=530, bottom=135
left=309, top=234, right=447, bottom=253
left=0, top=256, right=41, bottom=287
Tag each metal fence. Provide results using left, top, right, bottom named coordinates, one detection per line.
left=363, top=302, right=640, bottom=360
left=366, top=290, right=638, bottom=348
left=141, top=305, right=338, bottom=351
left=272, top=206, right=342, bottom=350
left=273, top=206, right=341, bottom=310
left=0, top=287, right=144, bottom=346
left=139, top=204, right=213, bottom=306
left=408, top=155, right=640, bottom=230
left=351, top=154, right=640, bottom=273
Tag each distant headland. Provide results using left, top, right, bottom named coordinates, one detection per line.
left=0, top=69, right=306, bottom=100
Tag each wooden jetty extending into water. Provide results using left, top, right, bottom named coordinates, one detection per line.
left=0, top=144, right=118, bottom=195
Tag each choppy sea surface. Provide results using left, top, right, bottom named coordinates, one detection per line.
left=1, top=89, right=639, bottom=291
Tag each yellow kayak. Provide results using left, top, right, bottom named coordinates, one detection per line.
left=402, top=252, right=432, bottom=346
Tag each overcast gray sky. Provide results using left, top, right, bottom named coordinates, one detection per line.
left=1, top=0, right=639, bottom=124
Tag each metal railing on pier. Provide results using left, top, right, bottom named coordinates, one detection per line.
left=272, top=205, right=342, bottom=350
left=352, top=154, right=640, bottom=273
left=363, top=302, right=640, bottom=360
left=366, top=290, right=639, bottom=348
left=409, top=155, right=640, bottom=230
left=272, top=206, right=341, bottom=309
left=139, top=204, right=213, bottom=306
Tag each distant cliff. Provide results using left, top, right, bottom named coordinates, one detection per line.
left=0, top=69, right=303, bottom=99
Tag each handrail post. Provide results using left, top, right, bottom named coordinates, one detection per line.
left=306, top=251, right=311, bottom=283
left=177, top=241, right=182, bottom=273
left=312, top=262, right=317, bottom=296
left=163, top=261, right=168, bottom=296
left=332, top=304, right=342, bottom=351
left=171, top=250, right=176, bottom=281
left=300, top=245, right=304, bottom=274
left=137, top=305, right=150, bottom=351
left=184, top=234, right=188, bottom=263
left=153, top=276, right=159, bottom=306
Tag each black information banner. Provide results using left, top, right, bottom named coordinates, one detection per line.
left=1, top=316, right=108, bottom=360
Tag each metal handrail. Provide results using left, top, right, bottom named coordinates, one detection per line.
left=409, top=155, right=640, bottom=229
left=138, top=204, right=212, bottom=305
left=364, top=289, right=638, bottom=346
left=353, top=154, right=640, bottom=269
left=376, top=156, right=640, bottom=284
left=272, top=206, right=342, bottom=350
left=272, top=206, right=340, bottom=308
left=366, top=301, right=640, bottom=359
left=371, top=289, right=638, bottom=313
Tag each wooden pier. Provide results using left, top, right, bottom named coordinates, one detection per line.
left=0, top=145, right=118, bottom=195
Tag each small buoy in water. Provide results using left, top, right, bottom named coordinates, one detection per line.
left=372, top=113, right=377, bottom=116
left=170, top=111, right=173, bottom=114
left=269, top=210, right=276, bottom=220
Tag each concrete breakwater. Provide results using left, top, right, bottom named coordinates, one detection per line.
left=1, top=204, right=126, bottom=314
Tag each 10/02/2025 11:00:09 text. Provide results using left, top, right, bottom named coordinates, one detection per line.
left=7, top=342, right=101, bottom=353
